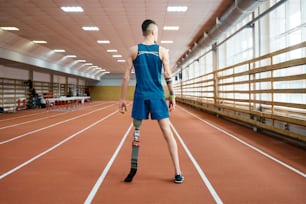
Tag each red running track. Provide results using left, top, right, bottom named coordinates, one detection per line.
left=0, top=101, right=305, bottom=204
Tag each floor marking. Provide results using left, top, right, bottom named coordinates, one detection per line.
left=0, top=112, right=67, bottom=130
left=0, top=104, right=98, bottom=122
left=0, top=104, right=115, bottom=144
left=170, top=122, right=223, bottom=204
left=0, top=110, right=119, bottom=180
left=0, top=102, right=106, bottom=129
left=84, top=123, right=133, bottom=204
left=0, top=112, right=48, bottom=122
left=178, top=106, right=306, bottom=178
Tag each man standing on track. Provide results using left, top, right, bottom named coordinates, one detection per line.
left=119, top=19, right=184, bottom=184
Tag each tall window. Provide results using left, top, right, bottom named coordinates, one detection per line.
left=218, top=14, right=254, bottom=68
left=175, top=0, right=305, bottom=108
left=269, top=0, right=306, bottom=106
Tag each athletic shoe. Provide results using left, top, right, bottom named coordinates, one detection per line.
left=174, top=174, right=184, bottom=184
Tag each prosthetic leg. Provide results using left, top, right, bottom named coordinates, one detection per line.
left=124, top=119, right=142, bottom=182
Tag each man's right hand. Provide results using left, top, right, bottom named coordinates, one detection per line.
left=119, top=100, right=127, bottom=114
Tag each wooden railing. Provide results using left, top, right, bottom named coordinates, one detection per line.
left=174, top=42, right=306, bottom=142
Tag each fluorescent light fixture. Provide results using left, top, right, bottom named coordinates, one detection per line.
left=163, top=26, right=179, bottom=30
left=96, top=68, right=106, bottom=71
left=0, top=27, right=19, bottom=31
left=54, top=49, right=66, bottom=52
left=161, top=40, right=174, bottom=44
left=167, top=6, right=188, bottom=12
left=33, top=40, right=47, bottom=44
left=97, top=40, right=110, bottom=44
left=76, top=60, right=86, bottom=62
left=89, top=66, right=98, bottom=68
left=117, top=59, right=126, bottom=62
left=112, top=54, right=122, bottom=58
left=107, top=49, right=118, bottom=52
left=65, top=55, right=77, bottom=58
left=100, top=71, right=110, bottom=74
left=61, top=6, right=84, bottom=12
left=82, top=26, right=99, bottom=31
left=83, top=63, right=93, bottom=66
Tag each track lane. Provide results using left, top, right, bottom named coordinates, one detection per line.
left=0, top=109, right=47, bottom=122
left=0, top=102, right=112, bottom=142
left=0, top=102, right=103, bottom=129
left=0, top=102, right=305, bottom=203
left=0, top=105, right=131, bottom=203
left=90, top=119, right=217, bottom=204
left=0, top=111, right=62, bottom=127
left=170, top=104, right=306, bottom=203
left=0, top=103, right=117, bottom=174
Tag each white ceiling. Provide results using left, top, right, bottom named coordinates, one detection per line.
left=0, top=0, right=232, bottom=80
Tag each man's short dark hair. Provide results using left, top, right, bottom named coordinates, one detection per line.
left=142, top=19, right=157, bottom=36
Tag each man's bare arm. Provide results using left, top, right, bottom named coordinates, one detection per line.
left=160, top=46, right=176, bottom=111
left=119, top=46, right=137, bottom=113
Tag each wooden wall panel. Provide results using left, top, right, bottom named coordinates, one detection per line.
left=89, top=86, right=135, bottom=101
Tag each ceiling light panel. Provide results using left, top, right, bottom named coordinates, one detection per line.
left=54, top=49, right=66, bottom=52
left=0, top=27, right=19, bottom=31
left=167, top=6, right=188, bottom=12
left=65, top=55, right=77, bottom=58
left=163, top=26, right=179, bottom=30
left=161, top=40, right=174, bottom=44
left=97, top=40, right=110, bottom=44
left=33, top=40, right=47, bottom=44
left=107, top=49, right=118, bottom=52
left=61, top=6, right=84, bottom=12
left=82, top=26, right=99, bottom=31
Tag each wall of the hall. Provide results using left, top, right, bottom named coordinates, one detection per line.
left=0, top=65, right=86, bottom=84
left=89, top=86, right=135, bottom=101
left=86, top=73, right=136, bottom=101
left=0, top=65, right=86, bottom=97
left=87, top=74, right=170, bottom=101
left=0, top=66, right=171, bottom=101
left=0, top=65, right=138, bottom=101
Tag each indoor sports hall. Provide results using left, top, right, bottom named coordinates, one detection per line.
left=0, top=0, right=305, bottom=203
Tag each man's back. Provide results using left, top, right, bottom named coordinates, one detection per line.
left=133, top=43, right=164, bottom=100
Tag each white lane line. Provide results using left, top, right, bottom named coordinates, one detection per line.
left=0, top=112, right=48, bottom=122
left=0, top=102, right=105, bottom=129
left=84, top=123, right=133, bottom=204
left=170, top=122, right=223, bottom=204
left=0, top=104, right=115, bottom=145
left=0, top=112, right=67, bottom=130
left=178, top=106, right=306, bottom=178
left=0, top=110, right=119, bottom=180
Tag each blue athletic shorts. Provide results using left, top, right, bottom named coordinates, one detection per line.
left=132, top=98, right=169, bottom=120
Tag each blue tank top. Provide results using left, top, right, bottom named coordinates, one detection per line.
left=133, top=43, right=164, bottom=99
